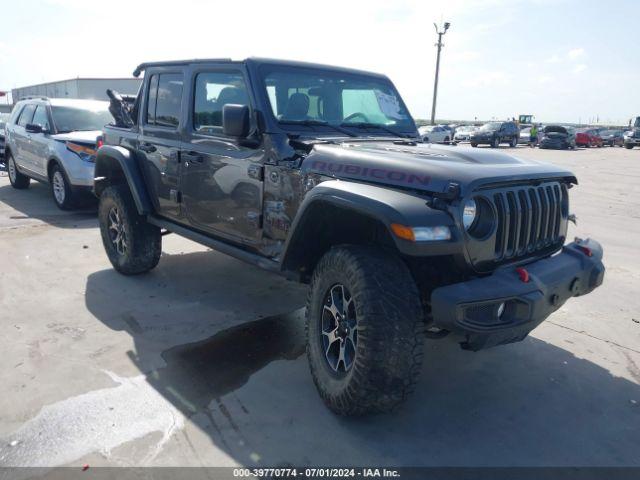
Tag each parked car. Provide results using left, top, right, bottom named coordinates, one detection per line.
left=93, top=57, right=604, bottom=416
left=452, top=125, right=477, bottom=144
left=599, top=129, right=624, bottom=147
left=518, top=127, right=532, bottom=145
left=418, top=125, right=451, bottom=143
left=470, top=121, right=519, bottom=148
left=4, top=97, right=113, bottom=209
left=575, top=128, right=603, bottom=148
left=539, top=125, right=576, bottom=150
left=623, top=117, right=640, bottom=148
left=0, top=112, right=9, bottom=163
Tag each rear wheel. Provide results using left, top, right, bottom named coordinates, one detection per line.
left=306, top=246, right=424, bottom=415
left=98, top=184, right=162, bottom=275
left=7, top=153, right=30, bottom=189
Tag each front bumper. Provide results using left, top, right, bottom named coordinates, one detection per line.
left=624, top=137, right=640, bottom=145
left=470, top=136, right=492, bottom=144
left=431, top=238, right=605, bottom=351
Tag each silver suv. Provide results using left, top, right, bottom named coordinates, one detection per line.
left=5, top=97, right=113, bottom=209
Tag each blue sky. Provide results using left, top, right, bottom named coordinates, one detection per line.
left=1, top=0, right=638, bottom=124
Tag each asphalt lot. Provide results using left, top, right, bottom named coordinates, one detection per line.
left=0, top=145, right=639, bottom=468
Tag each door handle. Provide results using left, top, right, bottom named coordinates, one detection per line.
left=139, top=143, right=157, bottom=153
left=182, top=151, right=203, bottom=163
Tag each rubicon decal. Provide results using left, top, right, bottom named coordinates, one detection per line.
left=310, top=161, right=431, bottom=186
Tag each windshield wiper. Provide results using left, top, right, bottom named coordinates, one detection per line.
left=339, top=122, right=409, bottom=139
left=278, top=119, right=357, bottom=137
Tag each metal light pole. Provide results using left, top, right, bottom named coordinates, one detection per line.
left=430, top=21, right=450, bottom=125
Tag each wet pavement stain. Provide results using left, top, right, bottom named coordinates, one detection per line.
left=0, top=310, right=305, bottom=467
left=146, top=310, right=306, bottom=415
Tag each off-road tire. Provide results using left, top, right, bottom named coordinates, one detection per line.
left=50, top=163, right=78, bottom=210
left=306, top=246, right=424, bottom=415
left=98, top=184, right=162, bottom=275
left=7, top=153, right=30, bottom=189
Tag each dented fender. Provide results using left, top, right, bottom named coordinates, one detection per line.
left=94, top=146, right=153, bottom=215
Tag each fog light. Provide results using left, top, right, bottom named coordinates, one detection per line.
left=496, top=302, right=506, bottom=319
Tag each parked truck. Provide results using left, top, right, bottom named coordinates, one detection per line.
left=94, top=58, right=605, bottom=415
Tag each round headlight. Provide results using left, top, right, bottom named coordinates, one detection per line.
left=462, top=198, right=477, bottom=230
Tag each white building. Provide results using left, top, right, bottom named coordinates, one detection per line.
left=11, top=78, right=141, bottom=103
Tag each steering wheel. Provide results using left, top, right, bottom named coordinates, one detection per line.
left=342, top=112, right=370, bottom=123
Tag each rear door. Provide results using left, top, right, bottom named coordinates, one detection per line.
left=12, top=104, right=36, bottom=171
left=139, top=69, right=185, bottom=221
left=180, top=65, right=264, bottom=243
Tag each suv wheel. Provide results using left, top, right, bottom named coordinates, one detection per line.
left=471, top=142, right=478, bottom=147
left=492, top=136, right=500, bottom=148
left=510, top=137, right=518, bottom=148
left=98, top=184, right=162, bottom=275
left=50, top=164, right=77, bottom=210
left=625, top=143, right=634, bottom=149
left=306, top=246, right=424, bottom=415
left=7, top=153, right=30, bottom=189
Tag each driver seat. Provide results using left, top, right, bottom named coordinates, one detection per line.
left=282, top=93, right=310, bottom=121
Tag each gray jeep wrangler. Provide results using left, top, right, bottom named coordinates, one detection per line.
left=94, top=58, right=605, bottom=415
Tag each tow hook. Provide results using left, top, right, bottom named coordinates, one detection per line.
left=516, top=267, right=530, bottom=283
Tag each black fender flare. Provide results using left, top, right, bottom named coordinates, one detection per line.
left=94, top=146, right=153, bottom=215
left=280, top=180, right=459, bottom=271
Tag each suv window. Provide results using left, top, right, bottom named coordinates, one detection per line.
left=146, top=73, right=183, bottom=127
left=32, top=105, right=50, bottom=131
left=10, top=105, right=24, bottom=124
left=193, top=71, right=249, bottom=134
left=17, top=104, right=36, bottom=127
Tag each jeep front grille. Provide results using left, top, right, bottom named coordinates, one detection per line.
left=492, top=183, right=567, bottom=261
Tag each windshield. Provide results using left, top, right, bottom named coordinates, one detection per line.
left=51, top=105, right=113, bottom=133
left=261, top=66, right=416, bottom=135
left=479, top=122, right=502, bottom=131
left=634, top=117, right=640, bottom=128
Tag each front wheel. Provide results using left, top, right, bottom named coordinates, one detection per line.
left=492, top=136, right=500, bottom=148
left=7, top=153, right=30, bottom=189
left=50, top=163, right=77, bottom=210
left=306, top=246, right=424, bottom=415
left=510, top=137, right=518, bottom=148
left=98, top=184, right=162, bottom=275
left=471, top=142, right=478, bottom=147
left=625, top=144, right=634, bottom=149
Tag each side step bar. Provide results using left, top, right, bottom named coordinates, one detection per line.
left=147, top=215, right=284, bottom=276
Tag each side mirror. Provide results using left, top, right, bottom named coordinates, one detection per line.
left=25, top=123, right=44, bottom=134
left=223, top=104, right=250, bottom=138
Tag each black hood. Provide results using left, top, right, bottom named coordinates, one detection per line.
left=301, top=141, right=576, bottom=197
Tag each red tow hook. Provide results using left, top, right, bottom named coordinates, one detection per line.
left=577, top=245, right=593, bottom=257
left=516, top=267, right=530, bottom=283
